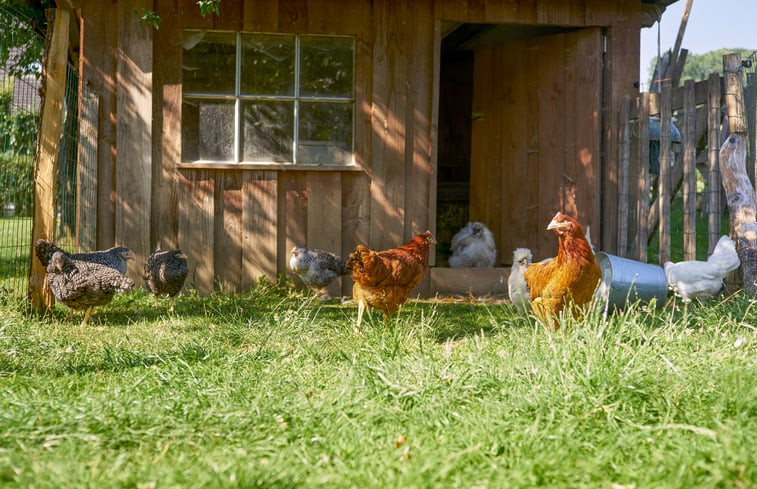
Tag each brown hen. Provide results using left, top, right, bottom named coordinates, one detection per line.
left=346, top=231, right=436, bottom=331
left=524, top=212, right=601, bottom=326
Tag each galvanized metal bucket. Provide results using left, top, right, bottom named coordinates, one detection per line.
left=595, top=252, right=668, bottom=310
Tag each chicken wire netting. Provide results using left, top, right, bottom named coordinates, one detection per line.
left=0, top=5, right=89, bottom=299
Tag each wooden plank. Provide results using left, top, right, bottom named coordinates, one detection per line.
left=369, top=0, right=407, bottom=249
left=115, top=0, right=152, bottom=283
left=658, top=81, right=672, bottom=265
left=79, top=0, right=117, bottom=249
left=153, top=0, right=182, bottom=250
left=500, top=40, right=528, bottom=263
left=538, top=33, right=565, bottom=254
left=341, top=172, right=370, bottom=296
left=76, top=87, right=98, bottom=253
left=563, top=32, right=579, bottom=222
left=242, top=171, right=278, bottom=287
left=617, top=95, right=631, bottom=257
left=428, top=19, right=442, bottom=268
left=470, top=44, right=503, bottom=257
left=723, top=52, right=747, bottom=137
left=178, top=171, right=214, bottom=293
left=682, top=79, right=697, bottom=261
left=278, top=173, right=307, bottom=276
left=707, top=73, right=722, bottom=253
left=215, top=173, right=244, bottom=292
left=29, top=8, right=70, bottom=312
left=636, top=92, right=650, bottom=262
left=572, top=28, right=602, bottom=239
left=243, top=0, right=280, bottom=31
left=525, top=40, right=542, bottom=257
left=306, top=173, right=342, bottom=296
left=404, top=0, right=434, bottom=250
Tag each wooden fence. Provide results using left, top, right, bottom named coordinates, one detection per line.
left=616, top=52, right=756, bottom=265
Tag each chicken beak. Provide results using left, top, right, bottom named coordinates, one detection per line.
left=546, top=217, right=560, bottom=231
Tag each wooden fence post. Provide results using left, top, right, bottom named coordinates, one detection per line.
left=723, top=53, right=748, bottom=138
left=707, top=73, right=722, bottom=253
left=28, top=8, right=70, bottom=312
left=719, top=134, right=757, bottom=293
left=617, top=95, right=630, bottom=257
left=682, top=79, right=697, bottom=260
left=658, top=81, right=672, bottom=265
left=636, top=92, right=650, bottom=262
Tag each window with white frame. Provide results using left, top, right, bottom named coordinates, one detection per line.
left=181, top=31, right=355, bottom=165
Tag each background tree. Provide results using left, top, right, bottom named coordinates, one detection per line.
left=647, top=48, right=755, bottom=87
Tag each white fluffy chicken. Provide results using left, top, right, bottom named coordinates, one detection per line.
left=508, top=248, right=532, bottom=314
left=449, top=221, right=497, bottom=268
left=664, top=235, right=740, bottom=303
left=288, top=246, right=349, bottom=295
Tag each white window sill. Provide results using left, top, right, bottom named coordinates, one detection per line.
left=176, top=162, right=365, bottom=172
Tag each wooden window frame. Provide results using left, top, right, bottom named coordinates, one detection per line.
left=179, top=30, right=357, bottom=170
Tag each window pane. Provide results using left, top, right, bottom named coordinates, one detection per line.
left=241, top=101, right=293, bottom=162
left=298, top=102, right=353, bottom=165
left=181, top=99, right=235, bottom=161
left=300, top=36, right=354, bottom=98
left=240, top=34, right=295, bottom=96
left=182, top=32, right=236, bottom=94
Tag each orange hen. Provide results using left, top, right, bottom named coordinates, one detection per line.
left=524, top=212, right=601, bottom=326
left=346, top=231, right=436, bottom=331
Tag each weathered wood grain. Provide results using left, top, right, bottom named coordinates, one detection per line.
left=30, top=8, right=69, bottom=312
left=115, top=0, right=152, bottom=282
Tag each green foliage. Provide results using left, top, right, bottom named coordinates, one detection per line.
left=0, top=83, right=38, bottom=216
left=0, top=1, right=50, bottom=79
left=136, top=0, right=220, bottom=31
left=0, top=152, right=34, bottom=215
left=0, top=288, right=754, bottom=488
left=196, top=0, right=221, bottom=17
left=134, top=7, right=161, bottom=30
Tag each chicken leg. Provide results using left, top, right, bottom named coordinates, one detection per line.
left=80, top=306, right=94, bottom=326
left=354, top=298, right=366, bottom=334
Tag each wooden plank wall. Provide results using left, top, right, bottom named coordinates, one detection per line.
left=469, top=29, right=601, bottom=263
left=78, top=0, right=644, bottom=295
left=115, top=0, right=152, bottom=282
left=80, top=0, right=118, bottom=250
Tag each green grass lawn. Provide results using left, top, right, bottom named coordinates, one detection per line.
left=0, top=283, right=754, bottom=488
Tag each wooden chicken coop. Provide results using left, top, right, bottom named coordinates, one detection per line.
left=51, top=0, right=679, bottom=298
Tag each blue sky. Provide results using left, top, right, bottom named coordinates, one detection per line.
left=639, top=0, right=757, bottom=90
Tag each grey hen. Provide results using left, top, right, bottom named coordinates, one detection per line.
left=508, top=248, right=533, bottom=314
left=449, top=221, right=497, bottom=268
left=288, top=246, right=349, bottom=294
left=143, top=242, right=188, bottom=312
left=46, top=251, right=134, bottom=326
left=35, top=239, right=134, bottom=274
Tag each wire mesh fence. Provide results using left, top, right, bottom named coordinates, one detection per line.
left=0, top=5, right=83, bottom=299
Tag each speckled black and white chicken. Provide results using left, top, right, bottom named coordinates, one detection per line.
left=288, top=246, right=349, bottom=294
left=449, top=221, right=497, bottom=268
left=45, top=250, right=134, bottom=326
left=35, top=239, right=134, bottom=274
left=143, top=243, right=188, bottom=311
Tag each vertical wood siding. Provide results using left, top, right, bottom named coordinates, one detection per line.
left=80, top=0, right=641, bottom=293
left=115, top=0, right=152, bottom=282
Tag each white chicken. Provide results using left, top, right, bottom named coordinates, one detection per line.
left=448, top=221, right=497, bottom=268
left=664, top=235, right=740, bottom=303
left=508, top=248, right=532, bottom=314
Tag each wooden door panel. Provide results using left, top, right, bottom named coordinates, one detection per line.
left=470, top=28, right=601, bottom=263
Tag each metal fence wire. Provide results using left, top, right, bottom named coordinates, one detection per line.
left=1, top=5, right=85, bottom=298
